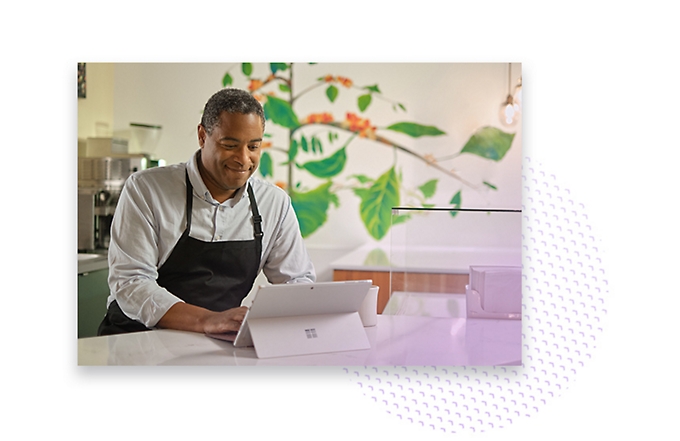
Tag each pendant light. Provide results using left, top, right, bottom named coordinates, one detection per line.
left=513, top=75, right=522, bottom=111
left=499, top=63, right=520, bottom=127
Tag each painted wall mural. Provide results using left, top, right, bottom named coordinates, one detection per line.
left=220, top=63, right=517, bottom=240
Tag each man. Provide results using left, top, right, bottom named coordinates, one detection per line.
left=98, top=88, right=316, bottom=337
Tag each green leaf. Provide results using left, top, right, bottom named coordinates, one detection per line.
left=385, top=122, right=446, bottom=138
left=300, top=136, right=309, bottom=152
left=242, top=63, right=253, bottom=76
left=449, top=191, right=462, bottom=218
left=270, top=63, right=288, bottom=74
left=279, top=84, right=291, bottom=93
left=288, top=139, right=299, bottom=163
left=259, top=151, right=273, bottom=178
left=350, top=174, right=374, bottom=184
left=300, top=147, right=347, bottom=178
left=358, top=93, right=372, bottom=112
left=460, top=126, right=515, bottom=161
left=418, top=179, right=438, bottom=199
left=326, top=85, right=339, bottom=103
left=391, top=214, right=411, bottom=226
left=398, top=103, right=407, bottom=111
left=311, top=136, right=322, bottom=154
left=263, top=95, right=300, bottom=129
left=290, top=182, right=339, bottom=237
left=357, top=167, right=400, bottom=240
left=364, top=84, right=381, bottom=93
left=222, top=72, right=233, bottom=87
left=483, top=181, right=498, bottom=190
left=352, top=188, right=371, bottom=199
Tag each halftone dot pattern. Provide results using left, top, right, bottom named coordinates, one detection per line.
left=344, top=158, right=609, bottom=434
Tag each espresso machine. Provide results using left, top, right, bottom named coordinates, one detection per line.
left=78, top=154, right=156, bottom=252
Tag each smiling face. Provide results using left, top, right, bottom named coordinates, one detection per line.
left=197, top=111, right=264, bottom=203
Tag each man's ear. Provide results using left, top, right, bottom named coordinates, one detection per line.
left=197, top=124, right=206, bottom=147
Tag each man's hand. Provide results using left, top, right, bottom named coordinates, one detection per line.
left=156, top=302, right=248, bottom=336
left=201, top=306, right=248, bottom=335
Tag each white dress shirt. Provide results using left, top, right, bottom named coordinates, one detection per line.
left=106, top=151, right=316, bottom=327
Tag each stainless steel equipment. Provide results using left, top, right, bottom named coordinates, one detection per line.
left=78, top=154, right=159, bottom=252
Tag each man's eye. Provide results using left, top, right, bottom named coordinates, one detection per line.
left=249, top=145, right=261, bottom=150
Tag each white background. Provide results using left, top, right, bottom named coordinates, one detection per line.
left=2, top=2, right=678, bottom=440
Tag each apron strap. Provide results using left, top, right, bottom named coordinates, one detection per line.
left=247, top=182, right=263, bottom=269
left=184, top=170, right=193, bottom=234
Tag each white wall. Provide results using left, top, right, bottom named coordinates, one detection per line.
left=77, top=63, right=114, bottom=140
left=94, top=62, right=522, bottom=281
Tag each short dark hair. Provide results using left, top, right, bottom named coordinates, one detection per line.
left=200, top=88, right=265, bottom=134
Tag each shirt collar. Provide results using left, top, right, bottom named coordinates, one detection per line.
left=187, top=150, right=248, bottom=206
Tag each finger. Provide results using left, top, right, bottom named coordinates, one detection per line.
left=205, top=321, right=240, bottom=335
left=228, top=307, right=248, bottom=322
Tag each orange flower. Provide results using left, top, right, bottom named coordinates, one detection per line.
left=361, top=127, right=377, bottom=139
left=343, top=113, right=376, bottom=139
left=252, top=93, right=265, bottom=102
left=304, top=112, right=334, bottom=124
left=248, top=79, right=264, bottom=91
left=261, top=141, right=272, bottom=149
left=275, top=181, right=287, bottom=190
left=337, top=76, right=353, bottom=88
left=322, top=75, right=353, bottom=87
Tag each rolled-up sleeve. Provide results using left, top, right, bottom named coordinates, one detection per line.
left=107, top=174, right=183, bottom=327
left=261, top=195, right=316, bottom=285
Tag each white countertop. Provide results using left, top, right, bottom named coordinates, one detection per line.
left=77, top=252, right=109, bottom=274
left=78, top=315, right=521, bottom=366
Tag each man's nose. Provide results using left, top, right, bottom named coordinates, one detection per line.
left=234, top=146, right=251, bottom=166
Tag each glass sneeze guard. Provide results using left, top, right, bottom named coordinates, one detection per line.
left=386, top=207, right=522, bottom=319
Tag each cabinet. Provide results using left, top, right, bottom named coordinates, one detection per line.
left=333, top=269, right=467, bottom=314
left=78, top=268, right=109, bottom=338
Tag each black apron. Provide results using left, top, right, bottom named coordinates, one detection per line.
left=97, top=171, right=263, bottom=336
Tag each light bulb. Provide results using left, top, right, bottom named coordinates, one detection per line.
left=499, top=94, right=519, bottom=127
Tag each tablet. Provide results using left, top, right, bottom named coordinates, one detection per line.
left=208, top=280, right=373, bottom=358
